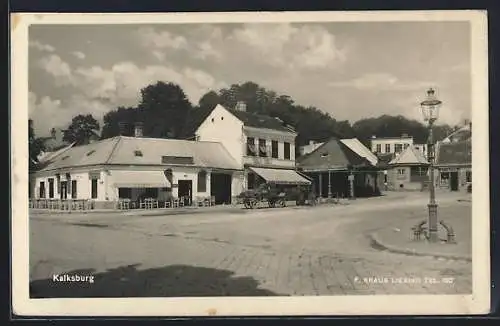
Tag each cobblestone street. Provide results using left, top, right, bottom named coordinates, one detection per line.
left=29, top=192, right=472, bottom=297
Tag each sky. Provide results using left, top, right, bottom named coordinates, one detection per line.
left=28, top=21, right=471, bottom=136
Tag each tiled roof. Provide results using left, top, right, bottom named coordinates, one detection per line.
left=228, top=108, right=295, bottom=133
left=297, top=137, right=372, bottom=171
left=436, top=140, right=472, bottom=166
left=38, top=136, right=241, bottom=172
left=389, top=145, right=429, bottom=166
left=441, top=124, right=471, bottom=143
left=340, top=138, right=378, bottom=166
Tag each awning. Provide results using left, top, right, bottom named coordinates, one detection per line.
left=112, top=170, right=171, bottom=188
left=249, top=167, right=312, bottom=185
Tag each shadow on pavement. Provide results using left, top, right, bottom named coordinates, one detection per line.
left=30, top=264, right=282, bottom=298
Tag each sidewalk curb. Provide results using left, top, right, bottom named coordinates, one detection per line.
left=369, top=232, right=472, bottom=262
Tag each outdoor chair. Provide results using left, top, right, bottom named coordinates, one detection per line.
left=151, top=199, right=159, bottom=209
left=210, top=196, right=216, bottom=206
left=178, top=197, right=185, bottom=207
left=203, top=197, right=210, bottom=207
left=164, top=200, right=172, bottom=208
left=139, top=199, right=147, bottom=209
left=196, top=196, right=204, bottom=207
left=172, top=198, right=179, bottom=208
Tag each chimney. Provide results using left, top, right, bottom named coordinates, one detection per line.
left=235, top=101, right=246, bottom=112
left=50, top=128, right=56, bottom=139
left=134, top=122, right=143, bottom=138
left=401, top=133, right=408, bottom=138
left=118, top=121, right=127, bottom=136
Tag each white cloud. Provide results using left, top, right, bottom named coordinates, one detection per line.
left=230, top=24, right=347, bottom=70
left=71, top=62, right=226, bottom=107
left=137, top=27, right=188, bottom=50
left=37, top=54, right=73, bottom=86
left=29, top=40, right=55, bottom=52
left=28, top=92, right=64, bottom=135
left=72, top=51, right=86, bottom=60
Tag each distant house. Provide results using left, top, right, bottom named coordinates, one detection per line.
left=297, top=137, right=382, bottom=198
left=37, top=127, right=100, bottom=163
left=194, top=102, right=311, bottom=194
left=387, top=145, right=429, bottom=191
left=299, top=140, right=325, bottom=156
left=434, top=121, right=472, bottom=192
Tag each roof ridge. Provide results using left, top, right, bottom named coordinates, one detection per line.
left=105, top=136, right=122, bottom=164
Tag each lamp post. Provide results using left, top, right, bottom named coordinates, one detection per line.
left=420, top=88, right=442, bottom=243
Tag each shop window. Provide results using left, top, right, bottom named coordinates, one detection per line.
left=119, top=188, right=132, bottom=199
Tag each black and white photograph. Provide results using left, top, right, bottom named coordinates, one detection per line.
left=11, top=11, right=490, bottom=316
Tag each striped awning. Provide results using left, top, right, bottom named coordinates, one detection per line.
left=112, top=170, right=171, bottom=188
left=249, top=167, right=311, bottom=185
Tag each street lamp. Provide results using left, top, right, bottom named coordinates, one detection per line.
left=420, top=88, right=442, bottom=243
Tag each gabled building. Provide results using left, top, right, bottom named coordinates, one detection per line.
left=30, top=125, right=241, bottom=208
left=434, top=121, right=472, bottom=191
left=297, top=137, right=382, bottom=198
left=387, top=145, right=429, bottom=191
left=194, top=103, right=311, bottom=192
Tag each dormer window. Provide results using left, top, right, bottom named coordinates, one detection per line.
left=321, top=153, right=329, bottom=158
left=86, top=150, right=96, bottom=156
left=61, top=155, right=70, bottom=160
left=134, top=150, right=143, bottom=157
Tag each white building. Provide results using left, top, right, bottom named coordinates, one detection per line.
left=195, top=103, right=311, bottom=191
left=370, top=134, right=414, bottom=155
left=30, top=126, right=242, bottom=208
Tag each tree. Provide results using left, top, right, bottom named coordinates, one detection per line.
left=198, top=90, right=220, bottom=110
left=100, top=106, right=138, bottom=139
left=29, top=119, right=46, bottom=170
left=63, top=114, right=100, bottom=146
left=138, top=81, right=193, bottom=138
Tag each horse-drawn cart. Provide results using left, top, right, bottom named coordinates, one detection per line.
left=239, top=182, right=317, bottom=209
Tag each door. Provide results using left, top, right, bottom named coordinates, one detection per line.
left=450, top=171, right=459, bottom=191
left=178, top=180, right=192, bottom=205
left=60, top=181, right=68, bottom=199
left=210, top=173, right=232, bottom=205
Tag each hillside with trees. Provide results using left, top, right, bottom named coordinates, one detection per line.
left=34, top=80, right=458, bottom=158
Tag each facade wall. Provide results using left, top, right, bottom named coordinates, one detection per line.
left=195, top=105, right=245, bottom=167
left=437, top=166, right=471, bottom=191
left=387, top=166, right=425, bottom=191
left=32, top=169, right=106, bottom=201
left=371, top=137, right=414, bottom=154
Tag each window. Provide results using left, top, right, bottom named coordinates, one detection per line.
left=258, top=139, right=267, bottom=157
left=86, top=150, right=96, bottom=156
left=385, top=144, right=391, bottom=153
left=161, top=156, right=194, bottom=165
left=71, top=180, right=77, bottom=199
left=164, top=169, right=173, bottom=184
left=321, top=153, right=329, bottom=158
left=404, top=143, right=410, bottom=149
left=61, top=155, right=70, bottom=160
left=376, top=144, right=382, bottom=153
left=134, top=150, right=143, bottom=157
left=398, top=168, right=405, bottom=175
left=246, top=137, right=256, bottom=156
left=397, top=168, right=406, bottom=180
left=197, top=170, right=207, bottom=192
left=48, top=178, right=54, bottom=198
left=39, top=181, right=45, bottom=198
left=284, top=142, right=291, bottom=160
left=395, top=143, right=403, bottom=153
left=119, top=188, right=132, bottom=199
left=271, top=140, right=279, bottom=158
left=466, top=171, right=472, bottom=182
left=411, top=166, right=428, bottom=176
left=56, top=174, right=61, bottom=194
left=91, top=179, right=98, bottom=199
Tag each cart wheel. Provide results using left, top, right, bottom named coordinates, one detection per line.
left=278, top=199, right=286, bottom=208
left=268, top=200, right=276, bottom=208
left=249, top=199, right=257, bottom=209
